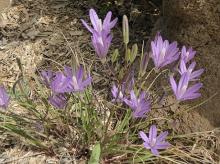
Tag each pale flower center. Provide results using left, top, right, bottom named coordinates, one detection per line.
left=97, top=35, right=104, bottom=46
left=150, top=138, right=157, bottom=147
left=188, top=67, right=193, bottom=73
left=72, top=76, right=79, bottom=90
left=161, top=47, right=166, bottom=59
left=119, top=91, right=123, bottom=99
left=186, top=52, right=189, bottom=60
left=97, top=19, right=103, bottom=32
left=0, top=96, right=3, bottom=104
left=179, top=84, right=187, bottom=98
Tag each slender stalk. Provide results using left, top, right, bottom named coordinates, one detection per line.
left=138, top=68, right=155, bottom=93
left=146, top=69, right=168, bottom=92
left=103, top=109, right=113, bottom=141
left=151, top=103, right=176, bottom=110
left=125, top=43, right=128, bottom=64
left=185, top=92, right=218, bottom=112
left=174, top=92, right=218, bottom=117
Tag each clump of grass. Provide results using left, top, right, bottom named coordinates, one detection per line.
left=0, top=8, right=219, bottom=163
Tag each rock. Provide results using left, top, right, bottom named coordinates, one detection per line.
left=0, top=0, right=12, bottom=11
left=159, top=0, right=220, bottom=127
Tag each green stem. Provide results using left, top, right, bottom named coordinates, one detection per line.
left=125, top=43, right=128, bottom=64
left=138, top=68, right=155, bottom=93
left=104, top=109, right=113, bottom=138
left=146, top=69, right=168, bottom=92
left=174, top=92, right=218, bottom=117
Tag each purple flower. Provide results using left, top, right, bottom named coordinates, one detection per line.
left=50, top=72, right=72, bottom=93
left=64, top=66, right=92, bottom=92
left=48, top=93, right=67, bottom=109
left=81, top=9, right=118, bottom=58
left=151, top=34, right=179, bottom=69
left=40, top=70, right=54, bottom=87
left=139, top=125, right=170, bottom=156
left=91, top=31, right=113, bottom=58
left=124, top=90, right=151, bottom=118
left=0, top=85, right=10, bottom=109
left=179, top=60, right=204, bottom=81
left=170, top=72, right=203, bottom=101
left=181, top=46, right=196, bottom=63
left=81, top=8, right=118, bottom=34
left=50, top=66, right=92, bottom=93
left=111, top=84, right=124, bottom=102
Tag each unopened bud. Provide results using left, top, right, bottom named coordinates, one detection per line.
left=122, top=15, right=129, bottom=45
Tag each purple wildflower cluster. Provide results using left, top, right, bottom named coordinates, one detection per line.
left=150, top=34, right=204, bottom=101
left=112, top=84, right=151, bottom=118
left=124, top=91, right=151, bottom=118
left=82, top=9, right=204, bottom=155
left=41, top=66, right=91, bottom=109
left=111, top=83, right=170, bottom=156
left=0, top=8, right=206, bottom=158
left=111, top=82, right=168, bottom=155
left=169, top=46, right=204, bottom=101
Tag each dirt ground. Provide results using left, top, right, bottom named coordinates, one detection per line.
left=0, top=0, right=219, bottom=162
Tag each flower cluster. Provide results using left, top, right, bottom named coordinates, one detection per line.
left=111, top=78, right=151, bottom=118
left=170, top=72, right=202, bottom=101
left=124, top=91, right=151, bottom=118
left=108, top=33, right=203, bottom=155
left=41, top=65, right=92, bottom=109
left=169, top=46, right=203, bottom=101
left=81, top=9, right=118, bottom=59
left=149, top=34, right=203, bottom=102
left=0, top=9, right=206, bottom=159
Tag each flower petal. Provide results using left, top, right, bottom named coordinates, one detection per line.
left=89, top=8, right=100, bottom=31
left=130, top=90, right=137, bottom=103
left=182, top=93, right=201, bottom=100
left=169, top=76, right=177, bottom=94
left=156, top=131, right=168, bottom=142
left=124, top=99, right=135, bottom=110
left=48, top=94, right=67, bottom=109
left=177, top=72, right=190, bottom=99
left=139, top=131, right=149, bottom=143
left=111, top=84, right=118, bottom=98
left=103, top=11, right=112, bottom=25
left=0, top=85, right=10, bottom=109
left=81, top=19, right=93, bottom=33
left=81, top=76, right=92, bottom=89
left=149, top=125, right=157, bottom=141
left=77, top=65, right=84, bottom=82
left=179, top=60, right=187, bottom=74
left=183, top=83, right=202, bottom=99
left=151, top=148, right=159, bottom=156
left=143, top=142, right=151, bottom=149
left=154, top=142, right=170, bottom=150
left=190, top=69, right=204, bottom=80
